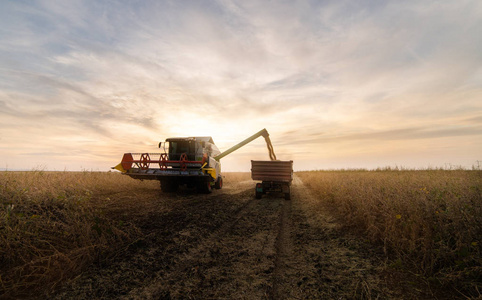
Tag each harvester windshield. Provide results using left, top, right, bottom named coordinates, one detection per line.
left=165, top=137, right=220, bottom=162
left=168, top=140, right=195, bottom=160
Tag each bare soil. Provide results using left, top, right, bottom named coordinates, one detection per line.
left=51, top=176, right=430, bottom=299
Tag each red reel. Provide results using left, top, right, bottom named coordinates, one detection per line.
left=139, top=153, right=150, bottom=170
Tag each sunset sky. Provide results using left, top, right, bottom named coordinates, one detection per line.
left=1, top=0, right=481, bottom=171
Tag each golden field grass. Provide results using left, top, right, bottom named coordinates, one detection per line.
left=0, top=171, right=140, bottom=297
left=297, top=169, right=481, bottom=297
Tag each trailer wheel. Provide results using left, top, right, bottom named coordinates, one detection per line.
left=215, top=176, right=223, bottom=189
left=284, top=192, right=291, bottom=200
left=255, top=190, right=262, bottom=199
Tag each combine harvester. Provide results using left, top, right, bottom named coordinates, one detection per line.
left=113, top=129, right=293, bottom=199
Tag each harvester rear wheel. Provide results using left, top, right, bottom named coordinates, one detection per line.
left=197, top=181, right=212, bottom=194
left=214, top=176, right=223, bottom=189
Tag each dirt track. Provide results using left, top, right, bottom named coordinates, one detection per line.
left=53, top=176, right=404, bottom=299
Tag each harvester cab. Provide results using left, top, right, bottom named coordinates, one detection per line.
left=163, top=136, right=221, bottom=180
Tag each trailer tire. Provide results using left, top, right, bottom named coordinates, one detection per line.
left=284, top=192, right=291, bottom=200
left=215, top=176, right=223, bottom=189
left=255, top=190, right=262, bottom=199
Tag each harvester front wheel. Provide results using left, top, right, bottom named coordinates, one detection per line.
left=215, top=176, right=223, bottom=189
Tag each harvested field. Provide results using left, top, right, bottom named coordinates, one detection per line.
left=1, top=170, right=480, bottom=299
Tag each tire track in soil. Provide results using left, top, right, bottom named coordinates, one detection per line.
left=122, top=193, right=262, bottom=299
left=126, top=196, right=260, bottom=299
left=130, top=191, right=284, bottom=299
left=269, top=197, right=292, bottom=300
